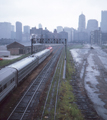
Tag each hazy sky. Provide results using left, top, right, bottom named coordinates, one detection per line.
left=0, top=0, right=107, bottom=32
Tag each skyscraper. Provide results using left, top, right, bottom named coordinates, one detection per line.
left=101, top=11, right=107, bottom=33
left=78, top=13, right=86, bottom=32
left=16, top=21, right=22, bottom=41
left=23, top=25, right=30, bottom=41
left=57, top=26, right=63, bottom=33
left=87, top=19, right=98, bottom=32
left=0, top=22, right=11, bottom=39
left=24, top=26, right=30, bottom=34
left=38, top=24, right=42, bottom=29
left=64, top=27, right=72, bottom=42
left=87, top=19, right=98, bottom=42
left=11, top=25, right=16, bottom=39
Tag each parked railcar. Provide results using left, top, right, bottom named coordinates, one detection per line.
left=0, top=67, right=17, bottom=102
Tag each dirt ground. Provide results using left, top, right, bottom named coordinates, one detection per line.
left=71, top=45, right=107, bottom=120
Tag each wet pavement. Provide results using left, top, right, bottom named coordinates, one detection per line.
left=70, top=44, right=107, bottom=120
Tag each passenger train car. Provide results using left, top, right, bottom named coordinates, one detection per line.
left=0, top=47, right=53, bottom=102
left=46, top=47, right=53, bottom=53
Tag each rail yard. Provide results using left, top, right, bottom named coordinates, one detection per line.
left=1, top=44, right=107, bottom=120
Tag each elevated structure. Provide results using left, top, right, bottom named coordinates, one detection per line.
left=30, top=27, right=68, bottom=44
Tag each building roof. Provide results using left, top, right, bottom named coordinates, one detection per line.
left=7, top=41, right=43, bottom=49
left=7, top=41, right=24, bottom=49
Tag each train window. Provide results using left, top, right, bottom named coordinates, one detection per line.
left=0, top=87, right=2, bottom=93
left=10, top=78, right=14, bottom=83
left=3, top=84, right=7, bottom=89
left=7, top=81, right=10, bottom=86
left=11, top=79, right=12, bottom=83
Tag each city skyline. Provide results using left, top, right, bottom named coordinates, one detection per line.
left=0, top=0, right=107, bottom=32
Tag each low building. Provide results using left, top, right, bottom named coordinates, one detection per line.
left=73, top=30, right=88, bottom=43
left=7, top=41, right=45, bottom=55
left=30, top=27, right=68, bottom=44
left=90, top=29, right=102, bottom=44
left=0, top=51, right=10, bottom=57
left=101, top=32, right=107, bottom=44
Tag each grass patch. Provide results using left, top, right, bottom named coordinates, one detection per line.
left=57, top=80, right=83, bottom=120
left=66, top=47, right=75, bottom=80
left=56, top=46, right=84, bottom=120
left=68, top=44, right=83, bottom=49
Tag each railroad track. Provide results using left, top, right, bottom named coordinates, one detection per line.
left=7, top=46, right=63, bottom=120
left=41, top=48, right=64, bottom=120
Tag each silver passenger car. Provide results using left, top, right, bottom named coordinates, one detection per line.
left=34, top=49, right=50, bottom=64
left=8, top=55, right=38, bottom=83
left=0, top=67, right=17, bottom=102
left=0, top=48, right=51, bottom=102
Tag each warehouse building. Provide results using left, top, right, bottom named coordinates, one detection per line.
left=7, top=41, right=45, bottom=55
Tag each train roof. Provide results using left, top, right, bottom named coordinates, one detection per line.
left=0, top=67, right=16, bottom=83
left=7, top=56, right=37, bottom=71
left=32, top=49, right=49, bottom=57
left=7, top=49, right=49, bottom=71
left=47, top=46, right=53, bottom=49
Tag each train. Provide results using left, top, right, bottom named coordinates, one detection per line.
left=0, top=47, right=53, bottom=102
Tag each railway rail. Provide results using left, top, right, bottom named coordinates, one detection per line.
left=41, top=49, right=64, bottom=120
left=7, top=46, right=63, bottom=120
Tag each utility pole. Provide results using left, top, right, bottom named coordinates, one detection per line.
left=31, top=34, right=36, bottom=54
left=63, top=39, right=67, bottom=79
left=31, top=38, right=33, bottom=54
left=65, top=39, right=67, bottom=58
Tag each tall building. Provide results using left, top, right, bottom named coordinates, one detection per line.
left=87, top=19, right=98, bottom=42
left=11, top=25, right=14, bottom=32
left=16, top=21, right=22, bottom=41
left=59, top=30, right=68, bottom=42
left=57, top=26, right=63, bottom=33
left=0, top=22, right=11, bottom=39
left=11, top=25, right=16, bottom=39
left=101, top=11, right=107, bottom=33
left=78, top=13, right=86, bottom=32
left=87, top=19, right=98, bottom=32
left=38, top=24, right=42, bottom=29
left=24, top=26, right=30, bottom=34
left=90, top=29, right=101, bottom=45
left=23, top=25, right=30, bottom=41
left=64, top=27, right=72, bottom=42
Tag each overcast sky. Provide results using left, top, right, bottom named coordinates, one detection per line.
left=0, top=0, right=107, bottom=32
